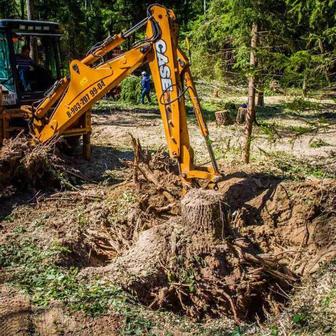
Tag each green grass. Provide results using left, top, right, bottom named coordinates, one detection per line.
left=309, top=138, right=331, bottom=148
left=94, top=99, right=159, bottom=113
left=260, top=150, right=335, bottom=180
left=286, top=124, right=316, bottom=135
left=0, top=239, right=116, bottom=314
left=0, top=236, right=156, bottom=335
left=0, top=232, right=257, bottom=335
left=285, top=97, right=324, bottom=112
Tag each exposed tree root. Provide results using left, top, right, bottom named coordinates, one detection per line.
left=127, top=134, right=182, bottom=221
left=0, top=134, right=84, bottom=197
left=80, top=188, right=298, bottom=322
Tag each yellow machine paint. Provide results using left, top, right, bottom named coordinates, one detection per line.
left=29, top=5, right=222, bottom=183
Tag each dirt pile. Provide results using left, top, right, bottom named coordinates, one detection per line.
left=0, top=285, right=32, bottom=336
left=0, top=134, right=81, bottom=198
left=1, top=139, right=335, bottom=329
left=222, top=177, right=336, bottom=275
left=80, top=189, right=298, bottom=322
left=79, top=175, right=336, bottom=322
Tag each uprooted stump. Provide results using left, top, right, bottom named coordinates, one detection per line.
left=127, top=134, right=182, bottom=220
left=0, top=133, right=83, bottom=197
left=81, top=189, right=298, bottom=322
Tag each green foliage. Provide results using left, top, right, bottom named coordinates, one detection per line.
left=190, top=0, right=288, bottom=81
left=2, top=1, right=204, bottom=63
left=0, top=0, right=18, bottom=18
left=270, top=326, right=279, bottom=336
left=123, top=311, right=154, bottom=335
left=0, top=233, right=229, bottom=335
left=120, top=75, right=142, bottom=104
left=266, top=151, right=335, bottom=179
left=259, top=123, right=281, bottom=144
left=284, top=51, right=325, bottom=91
left=285, top=97, right=316, bottom=112
left=222, top=101, right=237, bottom=112
left=230, top=327, right=243, bottom=336
left=292, top=313, right=307, bottom=326
left=309, top=138, right=330, bottom=148
left=0, top=239, right=123, bottom=315
left=0, top=236, right=158, bottom=333
left=190, top=0, right=336, bottom=92
left=2, top=0, right=335, bottom=94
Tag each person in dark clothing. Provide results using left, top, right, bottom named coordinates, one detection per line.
left=15, top=45, right=34, bottom=91
left=140, top=71, right=151, bottom=104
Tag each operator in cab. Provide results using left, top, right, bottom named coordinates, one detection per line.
left=140, top=71, right=151, bottom=104
left=15, top=45, right=35, bottom=91
left=15, top=44, right=55, bottom=92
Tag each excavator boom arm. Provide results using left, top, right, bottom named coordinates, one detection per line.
left=32, top=5, right=221, bottom=183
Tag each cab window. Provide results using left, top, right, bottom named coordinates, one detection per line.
left=0, top=31, right=15, bottom=93
left=13, top=35, right=57, bottom=92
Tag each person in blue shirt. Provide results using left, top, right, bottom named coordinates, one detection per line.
left=140, top=71, right=151, bottom=104
left=15, top=45, right=35, bottom=91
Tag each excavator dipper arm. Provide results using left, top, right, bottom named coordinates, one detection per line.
left=32, top=5, right=222, bottom=183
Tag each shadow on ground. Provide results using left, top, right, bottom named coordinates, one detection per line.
left=68, top=144, right=134, bottom=181
left=219, top=171, right=283, bottom=226
left=0, top=145, right=134, bottom=220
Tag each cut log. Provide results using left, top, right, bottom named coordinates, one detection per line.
left=181, top=189, right=227, bottom=240
left=215, top=110, right=233, bottom=126
left=236, top=107, right=247, bottom=124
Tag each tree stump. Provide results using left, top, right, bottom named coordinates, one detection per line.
left=181, top=189, right=227, bottom=242
left=215, top=110, right=233, bottom=126
left=269, top=80, right=284, bottom=94
left=213, top=88, right=220, bottom=98
left=236, top=107, right=247, bottom=124
left=257, top=91, right=264, bottom=107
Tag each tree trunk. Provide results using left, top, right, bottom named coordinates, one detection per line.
left=26, top=0, right=33, bottom=19
left=243, top=23, right=258, bottom=164
left=181, top=189, right=227, bottom=242
left=318, top=38, right=331, bottom=87
left=26, top=0, right=38, bottom=63
left=302, top=73, right=308, bottom=97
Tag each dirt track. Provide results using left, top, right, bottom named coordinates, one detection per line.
left=91, top=99, right=336, bottom=169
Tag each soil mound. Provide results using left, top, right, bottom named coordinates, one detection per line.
left=1, top=137, right=335, bottom=327
left=222, top=176, right=336, bottom=275
left=80, top=189, right=298, bottom=322
left=0, top=286, right=32, bottom=336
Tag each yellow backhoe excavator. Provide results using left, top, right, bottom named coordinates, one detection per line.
left=0, top=4, right=221, bottom=184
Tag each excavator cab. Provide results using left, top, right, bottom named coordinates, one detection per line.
left=0, top=19, right=62, bottom=142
